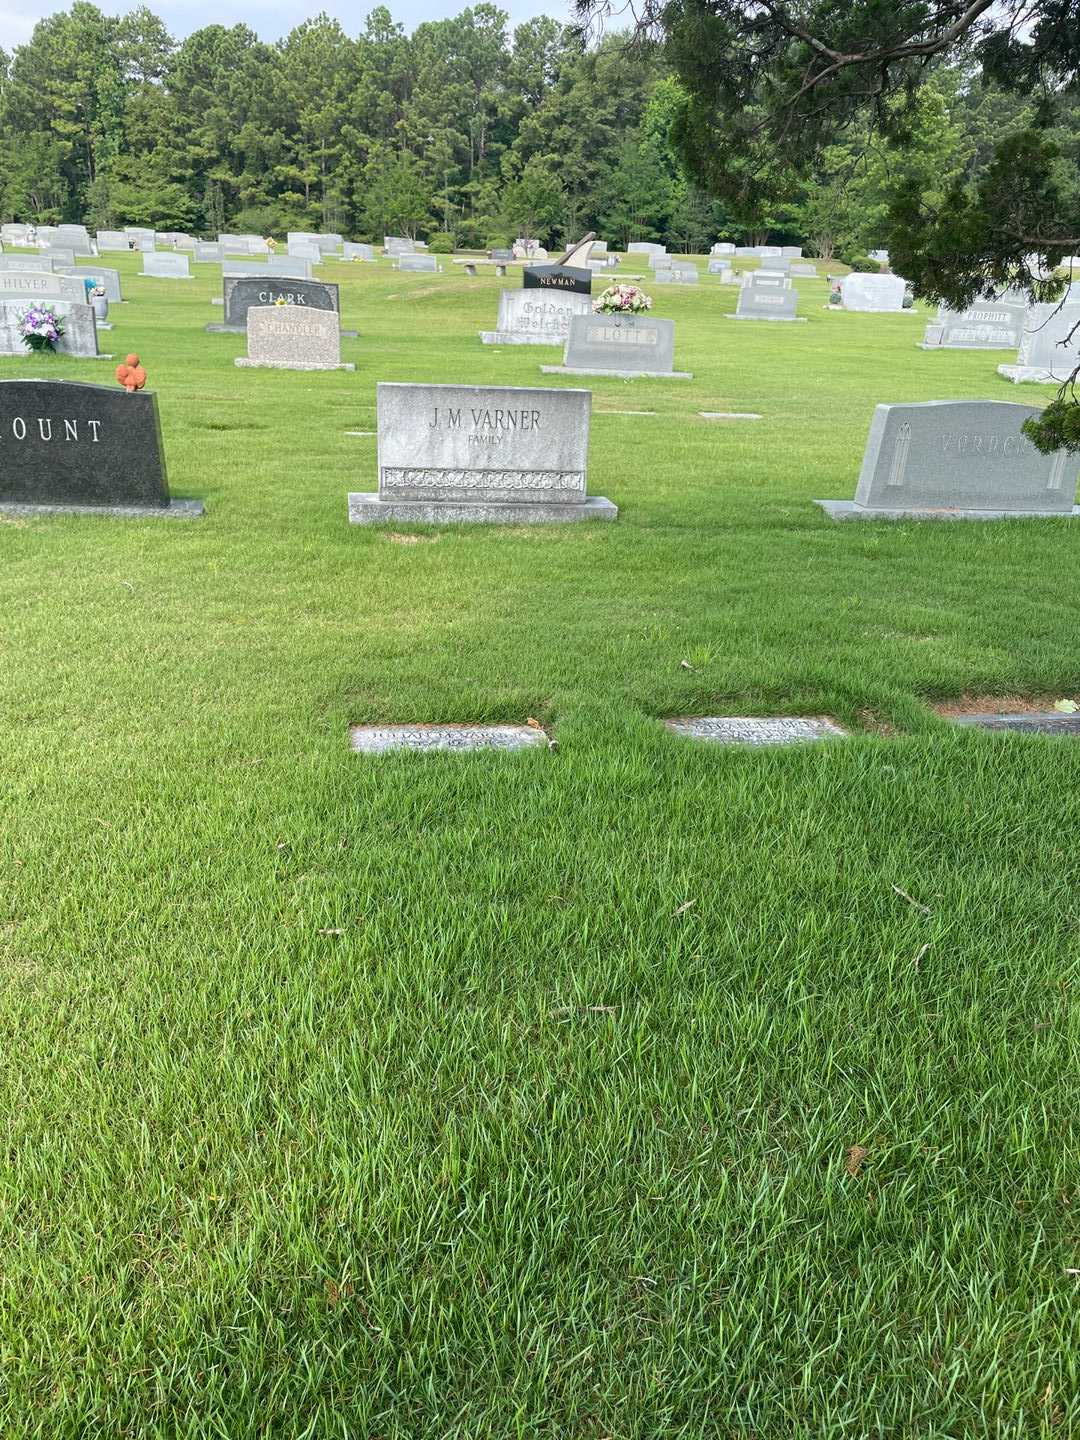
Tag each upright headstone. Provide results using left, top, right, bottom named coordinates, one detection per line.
left=194, top=242, right=224, bottom=264
left=0, top=379, right=201, bottom=517
left=209, top=276, right=348, bottom=335
left=523, top=234, right=594, bottom=296
left=235, top=306, right=353, bottom=372
left=96, top=230, right=129, bottom=252
left=542, top=313, right=691, bottom=379
left=840, top=273, right=907, bottom=312
left=344, top=243, right=374, bottom=261
left=998, top=303, right=1080, bottom=383
left=746, top=271, right=791, bottom=290
left=349, top=382, right=616, bottom=524
left=398, top=254, right=438, bottom=272
left=41, top=247, right=76, bottom=267
left=61, top=265, right=123, bottom=304
left=628, top=242, right=665, bottom=258
left=480, top=289, right=591, bottom=346
left=141, top=252, right=192, bottom=280
left=733, top=286, right=802, bottom=321
left=921, top=296, right=1027, bottom=350
left=288, top=240, right=322, bottom=262
left=0, top=299, right=99, bottom=358
left=712, top=243, right=736, bottom=256
left=781, top=246, right=803, bottom=259
left=384, top=236, right=415, bottom=257
left=0, top=270, right=86, bottom=304
left=790, top=262, right=818, bottom=277
left=816, top=400, right=1078, bottom=519
left=708, top=259, right=731, bottom=274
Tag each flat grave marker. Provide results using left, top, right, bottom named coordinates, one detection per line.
left=350, top=723, right=547, bottom=754
left=664, top=717, right=846, bottom=746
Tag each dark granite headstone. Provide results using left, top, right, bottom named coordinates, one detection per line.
left=522, top=264, right=592, bottom=296
left=0, top=379, right=201, bottom=516
left=218, top=276, right=340, bottom=331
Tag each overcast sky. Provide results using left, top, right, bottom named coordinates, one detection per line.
left=2, top=0, right=573, bottom=48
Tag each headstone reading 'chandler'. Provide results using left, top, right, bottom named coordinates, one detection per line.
left=235, top=306, right=353, bottom=372
left=922, top=296, right=1027, bottom=350
left=522, top=233, right=594, bottom=296
left=208, top=276, right=353, bottom=335
left=141, top=252, right=191, bottom=279
left=732, top=285, right=802, bottom=322
left=0, top=379, right=202, bottom=517
left=348, top=382, right=616, bottom=524
left=480, top=289, right=590, bottom=346
left=998, top=303, right=1080, bottom=384
left=0, top=299, right=100, bottom=358
left=816, top=400, right=1078, bottom=520
left=541, top=313, right=691, bottom=379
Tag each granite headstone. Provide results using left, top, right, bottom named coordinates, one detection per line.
left=480, top=289, right=591, bottom=346
left=235, top=306, right=352, bottom=372
left=542, top=313, right=691, bottom=379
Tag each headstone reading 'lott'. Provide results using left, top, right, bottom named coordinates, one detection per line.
left=0, top=299, right=100, bottom=359
left=141, top=252, right=192, bottom=280
left=235, top=306, right=353, bottom=372
left=922, top=296, right=1027, bottom=350
left=998, top=303, right=1080, bottom=384
left=348, top=382, right=616, bottom=525
left=840, top=273, right=908, bottom=312
left=816, top=400, right=1079, bottom=520
left=541, top=313, right=691, bottom=379
left=0, top=379, right=202, bottom=518
left=207, top=276, right=353, bottom=336
left=732, top=285, right=802, bottom=322
left=522, top=233, right=594, bottom=296
left=480, top=289, right=591, bottom=346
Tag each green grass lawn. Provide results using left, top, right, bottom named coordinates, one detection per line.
left=1, top=251, right=1079, bottom=1438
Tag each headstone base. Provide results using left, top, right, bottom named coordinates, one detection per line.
left=0, top=499, right=204, bottom=520
left=816, top=499, right=1080, bottom=522
left=997, top=364, right=1070, bottom=384
left=348, top=493, right=617, bottom=525
left=724, top=314, right=807, bottom=323
left=479, top=330, right=564, bottom=346
left=540, top=364, right=692, bottom=379
left=235, top=358, right=355, bottom=371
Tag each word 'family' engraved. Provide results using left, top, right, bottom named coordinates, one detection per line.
left=381, top=467, right=582, bottom=491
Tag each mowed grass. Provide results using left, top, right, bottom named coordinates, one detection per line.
left=1, top=252, right=1079, bottom=1438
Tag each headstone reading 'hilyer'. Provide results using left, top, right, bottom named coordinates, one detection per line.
left=0, top=379, right=202, bottom=517
left=348, top=382, right=616, bottom=524
left=522, top=232, right=594, bottom=296
left=541, top=313, right=692, bottom=379
left=479, top=289, right=591, bottom=346
left=998, top=303, right=1080, bottom=384
left=235, top=306, right=353, bottom=372
left=816, top=400, right=1078, bottom=519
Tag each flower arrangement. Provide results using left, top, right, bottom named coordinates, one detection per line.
left=18, top=304, right=65, bottom=353
left=593, top=283, right=652, bottom=315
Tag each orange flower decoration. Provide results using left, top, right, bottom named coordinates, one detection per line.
left=115, top=353, right=147, bottom=392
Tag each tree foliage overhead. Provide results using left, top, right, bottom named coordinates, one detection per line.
left=573, top=0, right=1080, bottom=445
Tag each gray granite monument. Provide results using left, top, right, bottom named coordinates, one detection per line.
left=921, top=297, right=1027, bottom=349
left=998, top=303, right=1080, bottom=383
left=0, top=379, right=201, bottom=517
left=840, top=273, right=907, bottom=312
left=0, top=299, right=101, bottom=359
left=208, top=276, right=352, bottom=335
left=349, top=382, right=616, bottom=524
left=480, top=289, right=591, bottom=346
left=235, top=306, right=353, bottom=371
left=141, top=252, right=192, bottom=279
left=816, top=400, right=1078, bottom=519
left=732, top=285, right=802, bottom=321
left=541, top=313, right=691, bottom=379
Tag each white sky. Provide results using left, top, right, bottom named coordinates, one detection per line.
left=1, top=0, right=571, bottom=48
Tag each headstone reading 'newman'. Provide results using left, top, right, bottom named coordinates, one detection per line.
left=235, top=306, right=353, bottom=372
left=921, top=296, right=1027, bottom=350
left=541, top=313, right=691, bottom=379
left=998, top=303, right=1080, bottom=383
left=348, top=382, right=616, bottom=524
left=816, top=400, right=1078, bottom=519
left=141, top=252, right=192, bottom=280
left=0, top=299, right=100, bottom=358
left=522, top=233, right=594, bottom=296
left=840, top=273, right=907, bottom=312
left=480, top=289, right=591, bottom=346
left=0, top=379, right=202, bottom=517
left=208, top=276, right=351, bottom=335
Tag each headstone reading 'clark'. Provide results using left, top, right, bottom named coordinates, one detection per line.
left=235, top=306, right=353, bottom=372
left=0, top=379, right=202, bottom=517
left=208, top=276, right=353, bottom=335
left=348, top=382, right=616, bottom=524
left=541, top=313, right=691, bottom=379
left=480, top=289, right=591, bottom=346
left=816, top=400, right=1078, bottom=520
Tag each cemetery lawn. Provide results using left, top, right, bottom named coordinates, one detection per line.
left=4, top=254, right=1080, bottom=1439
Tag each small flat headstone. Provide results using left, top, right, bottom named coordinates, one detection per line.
left=950, top=713, right=1080, bottom=736
left=664, top=716, right=846, bottom=746
left=350, top=723, right=547, bottom=754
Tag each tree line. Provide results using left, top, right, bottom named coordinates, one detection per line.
left=0, top=2, right=1065, bottom=261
